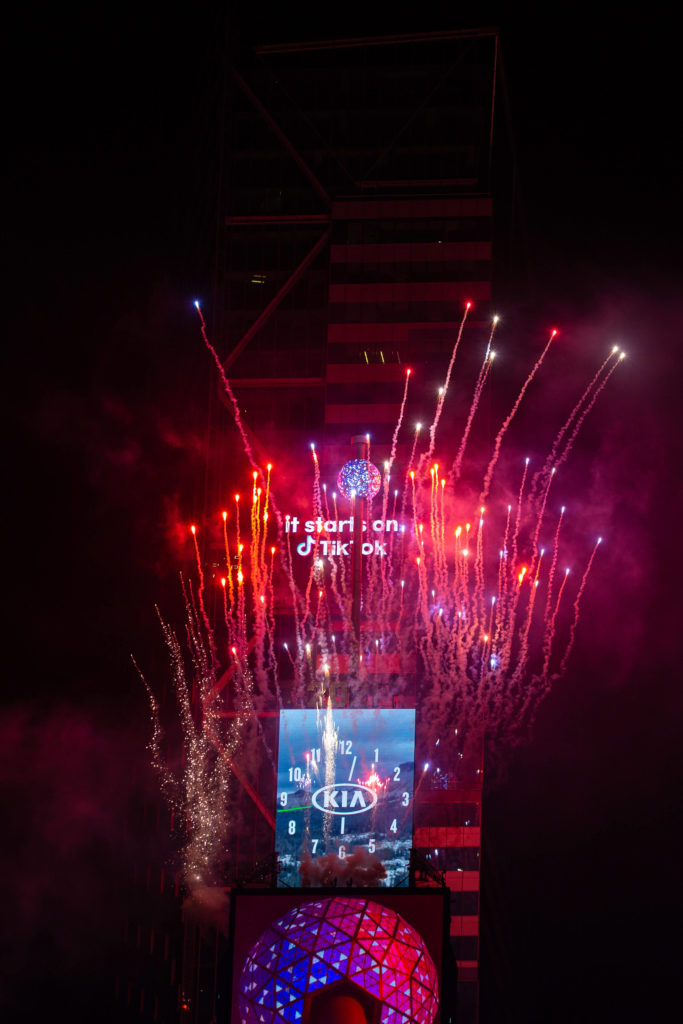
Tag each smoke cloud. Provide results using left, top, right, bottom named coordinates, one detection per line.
left=299, top=847, right=388, bottom=888
left=182, top=885, right=231, bottom=934
left=0, top=703, right=158, bottom=1019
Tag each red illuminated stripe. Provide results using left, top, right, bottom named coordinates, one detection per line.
left=450, top=916, right=480, bottom=936
left=327, top=320, right=488, bottom=343
left=444, top=871, right=480, bottom=891
left=329, top=281, right=491, bottom=302
left=331, top=241, right=492, bottom=262
left=456, top=963, right=479, bottom=981
left=413, top=826, right=481, bottom=847
left=326, top=364, right=408, bottom=383
left=332, top=197, right=492, bottom=218
left=324, top=403, right=401, bottom=424
left=420, top=788, right=483, bottom=803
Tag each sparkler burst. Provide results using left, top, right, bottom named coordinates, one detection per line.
left=141, top=306, right=624, bottom=888
left=134, top=582, right=268, bottom=915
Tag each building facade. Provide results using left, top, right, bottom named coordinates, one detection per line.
left=215, top=30, right=499, bottom=1023
left=125, top=28, right=507, bottom=1024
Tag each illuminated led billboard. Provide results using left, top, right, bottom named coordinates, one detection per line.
left=275, top=708, right=416, bottom=887
left=230, top=889, right=448, bottom=1024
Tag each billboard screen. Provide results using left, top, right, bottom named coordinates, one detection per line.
left=275, top=707, right=416, bottom=888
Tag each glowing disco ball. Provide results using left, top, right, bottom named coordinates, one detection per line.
left=337, top=459, right=382, bottom=500
left=238, top=896, right=439, bottom=1024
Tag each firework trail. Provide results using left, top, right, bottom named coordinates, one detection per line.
left=222, top=511, right=235, bottom=609
left=134, top=652, right=179, bottom=808
left=507, top=546, right=544, bottom=694
left=480, top=329, right=557, bottom=504
left=389, top=369, right=412, bottom=472
left=541, top=567, right=571, bottom=683
left=195, top=301, right=296, bottom=596
left=560, top=537, right=603, bottom=677
left=398, top=423, right=422, bottom=532
left=190, top=524, right=218, bottom=666
left=552, top=355, right=625, bottom=478
left=450, top=317, right=498, bottom=484
left=542, top=506, right=566, bottom=633
left=528, top=467, right=557, bottom=581
left=310, top=444, right=323, bottom=520
left=531, top=346, right=621, bottom=507
left=422, top=303, right=471, bottom=469
left=195, top=301, right=257, bottom=473
left=510, top=458, right=530, bottom=571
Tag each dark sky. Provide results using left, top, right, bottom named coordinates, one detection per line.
left=3, top=5, right=682, bottom=1022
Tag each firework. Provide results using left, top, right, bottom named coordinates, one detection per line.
left=141, top=304, right=623, bottom=887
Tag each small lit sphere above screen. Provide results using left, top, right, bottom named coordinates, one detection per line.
left=238, top=895, right=440, bottom=1024
left=337, top=459, right=382, bottom=500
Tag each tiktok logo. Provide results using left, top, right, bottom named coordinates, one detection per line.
left=296, top=537, right=387, bottom=556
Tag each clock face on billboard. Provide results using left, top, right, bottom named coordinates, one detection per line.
left=275, top=707, right=416, bottom=887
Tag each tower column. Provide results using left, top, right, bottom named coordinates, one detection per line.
left=350, top=433, right=368, bottom=641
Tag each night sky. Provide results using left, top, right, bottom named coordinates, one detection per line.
left=4, top=5, right=682, bottom=1022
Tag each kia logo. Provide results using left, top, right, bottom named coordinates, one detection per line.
left=311, top=783, right=377, bottom=816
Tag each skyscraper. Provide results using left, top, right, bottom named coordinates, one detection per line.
left=214, top=30, right=500, bottom=1022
